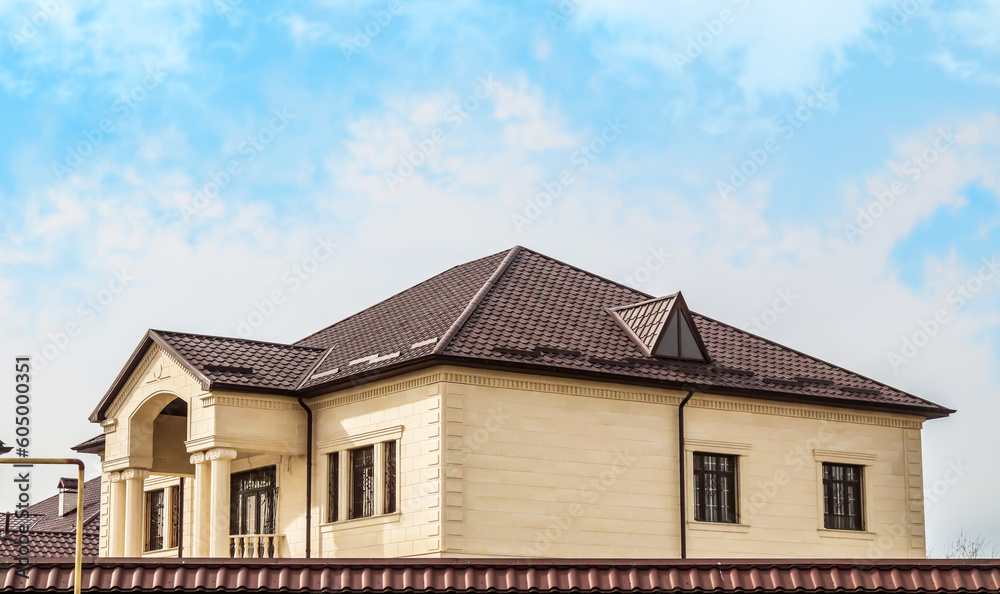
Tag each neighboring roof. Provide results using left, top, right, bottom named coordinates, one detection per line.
left=91, top=246, right=954, bottom=422
left=1, top=477, right=100, bottom=557
left=72, top=434, right=106, bottom=454
left=5, top=558, right=1000, bottom=593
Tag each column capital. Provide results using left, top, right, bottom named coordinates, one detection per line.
left=206, top=448, right=238, bottom=462
left=120, top=468, right=150, bottom=481
left=107, top=471, right=123, bottom=483
left=190, top=452, right=207, bottom=465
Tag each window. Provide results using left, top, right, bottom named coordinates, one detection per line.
left=144, top=487, right=179, bottom=552
left=327, top=438, right=399, bottom=523
left=350, top=445, right=375, bottom=519
left=823, top=462, right=864, bottom=531
left=693, top=452, right=737, bottom=523
left=230, top=466, right=277, bottom=557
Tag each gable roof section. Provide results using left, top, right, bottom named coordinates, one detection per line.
left=89, top=330, right=326, bottom=422
left=91, top=246, right=954, bottom=422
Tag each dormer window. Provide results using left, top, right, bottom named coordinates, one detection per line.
left=609, top=291, right=711, bottom=362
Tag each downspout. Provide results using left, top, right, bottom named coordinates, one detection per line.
left=678, top=390, right=695, bottom=559
left=296, top=396, right=314, bottom=558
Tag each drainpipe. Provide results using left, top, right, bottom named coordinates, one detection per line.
left=678, top=390, right=695, bottom=559
left=296, top=396, right=314, bottom=558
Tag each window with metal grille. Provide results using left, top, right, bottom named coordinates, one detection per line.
left=230, top=466, right=277, bottom=557
left=328, top=453, right=339, bottom=523
left=823, top=462, right=864, bottom=531
left=145, top=489, right=166, bottom=551
left=349, top=445, right=375, bottom=519
left=693, top=452, right=738, bottom=523
left=169, top=487, right=179, bottom=548
left=384, top=440, right=397, bottom=514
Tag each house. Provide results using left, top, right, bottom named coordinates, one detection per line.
left=0, top=477, right=100, bottom=557
left=80, top=246, right=952, bottom=560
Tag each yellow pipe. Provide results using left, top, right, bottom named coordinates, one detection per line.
left=0, top=458, right=86, bottom=594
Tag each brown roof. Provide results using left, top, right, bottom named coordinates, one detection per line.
left=1, top=477, right=100, bottom=557
left=5, top=558, right=1000, bottom=593
left=91, top=246, right=953, bottom=422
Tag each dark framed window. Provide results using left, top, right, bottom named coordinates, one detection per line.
left=328, top=453, right=340, bottom=523
left=145, top=489, right=166, bottom=551
left=349, top=445, right=376, bottom=519
left=230, top=466, right=277, bottom=557
left=823, top=462, right=864, bottom=531
left=144, top=487, right=179, bottom=552
left=693, top=452, right=738, bottom=523
left=384, top=440, right=397, bottom=514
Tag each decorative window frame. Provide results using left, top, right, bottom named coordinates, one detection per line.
left=684, top=438, right=751, bottom=533
left=814, top=449, right=877, bottom=539
left=141, top=476, right=180, bottom=555
left=319, top=426, right=403, bottom=530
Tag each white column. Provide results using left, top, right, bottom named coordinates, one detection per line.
left=189, top=452, right=212, bottom=557
left=207, top=448, right=238, bottom=557
left=121, top=468, right=150, bottom=557
left=107, top=472, right=125, bottom=557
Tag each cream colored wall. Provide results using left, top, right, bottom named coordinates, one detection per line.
left=310, top=375, right=444, bottom=558
left=438, top=367, right=926, bottom=559
left=95, top=355, right=928, bottom=560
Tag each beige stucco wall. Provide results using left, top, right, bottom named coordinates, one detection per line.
left=95, top=356, right=927, bottom=560
left=440, top=367, right=925, bottom=559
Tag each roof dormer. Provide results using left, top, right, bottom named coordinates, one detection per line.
left=609, top=291, right=711, bottom=363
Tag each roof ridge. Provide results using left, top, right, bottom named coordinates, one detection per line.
left=153, top=329, right=325, bottom=352
left=434, top=246, right=522, bottom=354
left=292, top=248, right=515, bottom=347
left=690, top=310, right=955, bottom=414
left=517, top=246, right=657, bottom=301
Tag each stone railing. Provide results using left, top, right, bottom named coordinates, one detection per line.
left=229, top=534, right=284, bottom=558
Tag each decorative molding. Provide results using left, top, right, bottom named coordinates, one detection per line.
left=105, top=345, right=198, bottom=421
left=145, top=361, right=171, bottom=383
left=189, top=452, right=206, bottom=465
left=106, top=471, right=122, bottom=483
left=200, top=393, right=302, bottom=411
left=101, top=419, right=118, bottom=433
left=186, top=436, right=305, bottom=456
left=813, top=449, right=878, bottom=464
left=307, top=368, right=923, bottom=429
left=317, top=425, right=404, bottom=452
left=685, top=438, right=752, bottom=453
left=120, top=468, right=150, bottom=481
left=206, top=448, right=238, bottom=462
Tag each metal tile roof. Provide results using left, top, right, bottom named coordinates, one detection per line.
left=610, top=295, right=676, bottom=354
left=5, top=558, right=1000, bottom=593
left=0, top=477, right=101, bottom=557
left=92, top=246, right=953, bottom=421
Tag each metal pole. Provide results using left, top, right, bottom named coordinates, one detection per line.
left=0, top=458, right=86, bottom=594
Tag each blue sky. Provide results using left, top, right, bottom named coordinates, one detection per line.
left=1, top=0, right=999, bottom=555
